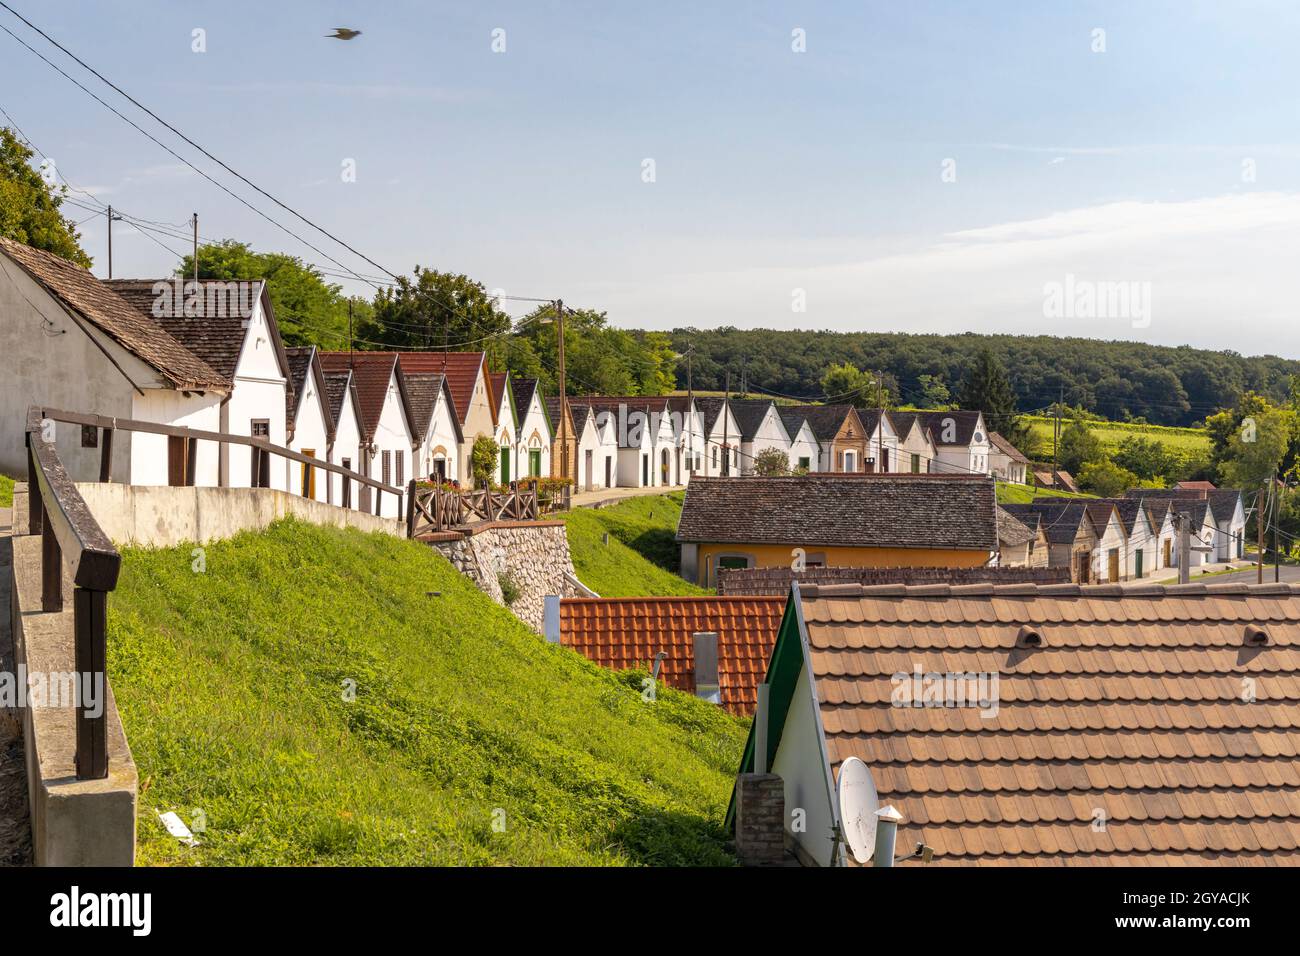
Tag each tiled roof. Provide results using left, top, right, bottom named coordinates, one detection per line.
left=489, top=371, right=512, bottom=425
left=797, top=580, right=1300, bottom=865
left=694, top=397, right=730, bottom=434
left=887, top=410, right=920, bottom=438
left=988, top=431, right=1029, bottom=463
left=319, top=352, right=398, bottom=442
left=1084, top=501, right=1121, bottom=535
left=383, top=351, right=484, bottom=427
left=912, top=410, right=984, bottom=446
left=1177, top=480, right=1217, bottom=490
left=1094, top=498, right=1154, bottom=535
left=1055, top=470, right=1079, bottom=493
left=104, top=277, right=284, bottom=383
left=996, top=507, right=1034, bottom=546
left=1000, top=501, right=1097, bottom=544
left=570, top=403, right=595, bottom=434
left=790, top=404, right=857, bottom=442
left=0, top=239, right=227, bottom=390
left=559, top=596, right=785, bottom=715
left=1129, top=487, right=1243, bottom=525
left=726, top=399, right=781, bottom=441
left=511, top=378, right=547, bottom=430
left=677, top=475, right=998, bottom=551
left=321, top=370, right=356, bottom=432
left=284, top=345, right=314, bottom=428
left=776, top=406, right=812, bottom=440
left=402, top=372, right=446, bottom=438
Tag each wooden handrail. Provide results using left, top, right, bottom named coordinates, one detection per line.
left=25, top=406, right=120, bottom=779
left=35, top=406, right=403, bottom=497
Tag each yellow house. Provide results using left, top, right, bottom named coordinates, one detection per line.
left=676, top=474, right=998, bottom=588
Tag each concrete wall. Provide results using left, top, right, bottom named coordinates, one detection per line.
left=428, top=521, right=578, bottom=632
left=76, top=482, right=404, bottom=548
left=8, top=492, right=138, bottom=865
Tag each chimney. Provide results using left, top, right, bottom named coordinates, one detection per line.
left=692, top=631, right=720, bottom=704
left=735, top=772, right=785, bottom=866
left=872, top=805, right=904, bottom=867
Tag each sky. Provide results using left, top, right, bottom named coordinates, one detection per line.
left=2, top=1, right=1299, bottom=353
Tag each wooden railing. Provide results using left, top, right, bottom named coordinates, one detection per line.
left=35, top=406, right=405, bottom=517
left=24, top=408, right=120, bottom=780
left=407, top=482, right=544, bottom=536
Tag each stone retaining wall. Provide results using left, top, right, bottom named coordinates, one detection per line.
left=427, top=521, right=578, bottom=632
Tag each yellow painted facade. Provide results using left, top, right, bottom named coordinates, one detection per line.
left=694, top=541, right=991, bottom=588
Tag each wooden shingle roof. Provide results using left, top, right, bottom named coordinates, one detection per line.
left=798, top=580, right=1300, bottom=865
left=677, top=474, right=998, bottom=551
left=1, top=238, right=227, bottom=390
left=559, top=596, right=785, bottom=715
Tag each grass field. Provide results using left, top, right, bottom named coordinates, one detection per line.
left=0, top=475, right=13, bottom=508
left=995, top=483, right=1094, bottom=505
left=561, top=493, right=709, bottom=597
left=1023, top=415, right=1210, bottom=457
left=109, top=519, right=745, bottom=866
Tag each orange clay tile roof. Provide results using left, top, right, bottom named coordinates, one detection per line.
left=390, top=352, right=485, bottom=427
left=559, top=596, right=785, bottom=715
left=798, top=581, right=1300, bottom=865
left=318, top=351, right=399, bottom=442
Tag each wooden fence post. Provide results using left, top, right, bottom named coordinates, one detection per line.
left=406, top=479, right=416, bottom=538
left=74, top=587, right=109, bottom=780
left=42, top=520, right=62, bottom=612
left=98, top=427, right=113, bottom=482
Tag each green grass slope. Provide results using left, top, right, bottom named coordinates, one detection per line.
left=108, top=518, right=745, bottom=866
left=996, top=483, right=1093, bottom=505
left=0, top=475, right=13, bottom=508
left=562, top=493, right=709, bottom=597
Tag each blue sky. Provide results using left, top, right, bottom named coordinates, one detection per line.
left=3, top=1, right=1299, bottom=351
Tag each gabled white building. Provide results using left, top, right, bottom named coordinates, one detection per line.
left=284, top=346, right=333, bottom=502
left=401, top=370, right=462, bottom=485
left=1086, top=502, right=1130, bottom=583
left=728, top=399, right=793, bottom=475
left=106, top=277, right=292, bottom=491
left=668, top=396, right=707, bottom=483
left=775, top=408, right=821, bottom=473
left=511, top=378, right=552, bottom=480
left=319, top=352, right=416, bottom=515
left=488, top=371, right=517, bottom=485
left=696, top=397, right=743, bottom=477
left=889, top=412, right=940, bottom=474
left=859, top=410, right=900, bottom=473
left=321, top=368, right=364, bottom=509
left=909, top=410, right=992, bottom=476
left=0, top=238, right=229, bottom=484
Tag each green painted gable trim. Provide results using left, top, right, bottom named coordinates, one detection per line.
left=723, top=587, right=808, bottom=830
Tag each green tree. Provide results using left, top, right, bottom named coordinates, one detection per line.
left=1057, top=417, right=1106, bottom=475
left=1112, top=436, right=1180, bottom=483
left=363, top=267, right=511, bottom=362
left=511, top=303, right=676, bottom=396
left=180, top=240, right=364, bottom=348
left=470, top=434, right=499, bottom=488
left=820, top=362, right=893, bottom=409
left=1217, top=406, right=1294, bottom=489
left=917, top=373, right=952, bottom=408
left=1078, top=459, right=1140, bottom=497
left=956, top=347, right=1023, bottom=442
left=753, top=447, right=790, bottom=476
left=0, top=127, right=92, bottom=267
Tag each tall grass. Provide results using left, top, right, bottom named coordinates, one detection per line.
left=109, top=518, right=745, bottom=866
left=562, top=493, right=709, bottom=597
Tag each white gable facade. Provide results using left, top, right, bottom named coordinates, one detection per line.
left=739, top=404, right=793, bottom=476
left=515, top=388, right=552, bottom=480
left=286, top=366, right=331, bottom=503
left=219, top=287, right=288, bottom=491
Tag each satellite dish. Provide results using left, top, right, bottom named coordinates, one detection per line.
left=837, top=757, right=880, bottom=864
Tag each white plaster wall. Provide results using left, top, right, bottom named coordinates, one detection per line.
left=740, top=406, right=792, bottom=475
left=371, top=373, right=414, bottom=517
left=328, top=396, right=362, bottom=507
left=129, top=389, right=223, bottom=486
left=1091, top=516, right=1129, bottom=581
left=772, top=660, right=837, bottom=868
left=787, top=422, right=820, bottom=473
left=422, top=393, right=460, bottom=482
left=287, top=381, right=330, bottom=502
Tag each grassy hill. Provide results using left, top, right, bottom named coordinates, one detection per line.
left=108, top=518, right=745, bottom=866
left=1022, top=415, right=1209, bottom=457
left=562, top=493, right=708, bottom=597
left=996, top=483, right=1093, bottom=505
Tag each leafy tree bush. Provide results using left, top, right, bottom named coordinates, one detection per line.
left=0, top=127, right=91, bottom=267
left=470, top=434, right=498, bottom=488
left=1078, top=459, right=1140, bottom=497
left=753, top=447, right=790, bottom=476
left=1058, top=417, right=1107, bottom=474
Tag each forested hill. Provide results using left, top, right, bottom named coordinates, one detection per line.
left=663, top=329, right=1300, bottom=427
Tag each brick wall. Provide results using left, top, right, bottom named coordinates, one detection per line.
left=734, top=773, right=785, bottom=866
left=718, top=563, right=1070, bottom=595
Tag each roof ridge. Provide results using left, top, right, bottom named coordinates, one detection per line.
left=800, top=581, right=1300, bottom=599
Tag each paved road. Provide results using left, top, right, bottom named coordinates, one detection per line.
left=1188, top=563, right=1300, bottom=586
left=0, top=509, right=33, bottom=866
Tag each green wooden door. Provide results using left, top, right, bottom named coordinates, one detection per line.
left=529, top=449, right=541, bottom=476
left=500, top=447, right=510, bottom=484
left=1135, top=549, right=1143, bottom=578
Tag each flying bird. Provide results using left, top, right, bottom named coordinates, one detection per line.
left=326, top=28, right=361, bottom=40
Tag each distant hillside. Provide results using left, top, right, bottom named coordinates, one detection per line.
left=109, top=519, right=745, bottom=865
left=663, top=329, right=1300, bottom=428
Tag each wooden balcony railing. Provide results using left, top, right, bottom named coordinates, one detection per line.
left=407, top=480, right=572, bottom=536
left=24, top=407, right=120, bottom=780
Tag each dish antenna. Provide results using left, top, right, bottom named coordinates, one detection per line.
left=836, top=756, right=880, bottom=864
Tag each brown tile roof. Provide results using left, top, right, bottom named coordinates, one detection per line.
left=1, top=238, right=226, bottom=390
left=318, top=352, right=399, bottom=442
left=1177, top=480, right=1217, bottom=491
left=677, top=474, right=998, bottom=551
left=988, top=431, right=1029, bottom=463
left=104, top=277, right=286, bottom=383
left=321, top=369, right=358, bottom=432
left=559, top=596, right=785, bottom=715
left=996, top=507, right=1033, bottom=547
left=371, top=351, right=484, bottom=427
left=724, top=399, right=781, bottom=441
left=283, top=345, right=327, bottom=431
left=798, top=580, right=1300, bottom=865
left=1001, top=501, right=1098, bottom=544
left=402, top=372, right=446, bottom=439
left=488, top=371, right=512, bottom=424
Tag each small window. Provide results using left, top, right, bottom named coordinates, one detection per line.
left=395, top=450, right=404, bottom=486
left=81, top=425, right=98, bottom=448
left=382, top=450, right=391, bottom=485
left=798, top=456, right=811, bottom=470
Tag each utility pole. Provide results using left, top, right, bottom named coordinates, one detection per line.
left=1051, top=385, right=1062, bottom=490
left=555, top=299, right=568, bottom=480
left=723, top=370, right=731, bottom=477
left=685, top=343, right=695, bottom=477
left=1258, top=480, right=1266, bottom=584
left=1275, top=475, right=1282, bottom=583
left=191, top=212, right=199, bottom=285
left=1177, top=510, right=1192, bottom=585
left=348, top=299, right=354, bottom=370
left=106, top=205, right=122, bottom=279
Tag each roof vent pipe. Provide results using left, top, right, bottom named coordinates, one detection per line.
left=1015, top=625, right=1044, bottom=649
left=1244, top=624, right=1270, bottom=647
left=872, top=805, right=904, bottom=868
